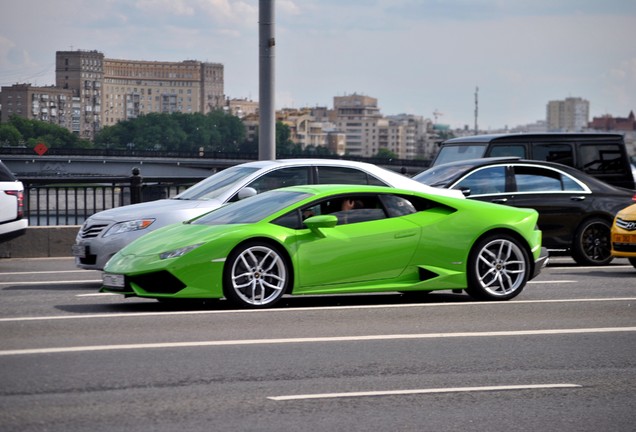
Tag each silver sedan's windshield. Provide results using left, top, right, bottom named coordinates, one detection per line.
left=192, top=190, right=311, bottom=225
left=173, top=166, right=260, bottom=201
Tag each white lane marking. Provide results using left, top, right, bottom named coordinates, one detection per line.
left=0, top=280, right=101, bottom=286
left=528, top=280, right=576, bottom=284
left=0, top=327, right=634, bottom=356
left=1, top=297, right=635, bottom=323
left=76, top=293, right=119, bottom=297
left=268, top=383, right=582, bottom=401
left=0, top=270, right=99, bottom=276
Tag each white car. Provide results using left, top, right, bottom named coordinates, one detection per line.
left=0, top=160, right=28, bottom=242
left=73, top=158, right=463, bottom=270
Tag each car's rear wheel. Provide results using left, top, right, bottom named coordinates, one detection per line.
left=465, top=234, right=530, bottom=301
left=223, top=241, right=289, bottom=308
left=571, top=218, right=613, bottom=266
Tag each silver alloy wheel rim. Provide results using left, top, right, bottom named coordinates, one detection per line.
left=475, top=239, right=526, bottom=296
left=231, top=245, right=286, bottom=306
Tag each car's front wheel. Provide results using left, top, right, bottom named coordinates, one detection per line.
left=223, top=241, right=289, bottom=308
left=571, top=218, right=613, bottom=266
left=465, top=234, right=530, bottom=301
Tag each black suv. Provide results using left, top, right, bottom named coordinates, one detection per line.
left=431, top=133, right=634, bottom=189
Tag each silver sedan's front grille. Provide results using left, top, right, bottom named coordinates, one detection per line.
left=80, top=223, right=109, bottom=239
left=616, top=218, right=636, bottom=231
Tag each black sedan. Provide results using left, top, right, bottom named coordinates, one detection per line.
left=414, top=157, right=636, bottom=265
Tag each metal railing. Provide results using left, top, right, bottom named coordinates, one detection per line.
left=23, top=176, right=202, bottom=226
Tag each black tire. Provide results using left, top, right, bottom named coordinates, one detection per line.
left=465, top=234, right=530, bottom=301
left=223, top=241, right=289, bottom=308
left=629, top=257, right=636, bottom=269
left=571, top=218, right=613, bottom=266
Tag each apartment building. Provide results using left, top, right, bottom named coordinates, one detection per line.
left=0, top=84, right=79, bottom=133
left=333, top=94, right=382, bottom=157
left=1, top=50, right=225, bottom=140
left=547, top=97, right=590, bottom=132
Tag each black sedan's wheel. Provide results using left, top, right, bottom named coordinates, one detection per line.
left=223, top=242, right=289, bottom=308
left=628, top=257, right=636, bottom=269
left=571, top=218, right=613, bottom=266
left=465, top=234, right=530, bottom=301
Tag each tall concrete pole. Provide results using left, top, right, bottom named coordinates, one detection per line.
left=259, top=0, right=276, bottom=160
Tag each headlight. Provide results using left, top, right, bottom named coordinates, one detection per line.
left=103, top=219, right=155, bottom=237
left=159, top=243, right=204, bottom=260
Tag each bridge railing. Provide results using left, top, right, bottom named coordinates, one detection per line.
left=22, top=176, right=203, bottom=226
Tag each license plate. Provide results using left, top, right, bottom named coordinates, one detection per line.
left=103, top=273, right=125, bottom=288
left=613, top=234, right=636, bottom=244
left=72, top=244, right=88, bottom=258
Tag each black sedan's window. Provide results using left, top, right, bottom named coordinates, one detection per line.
left=513, top=166, right=584, bottom=192
left=455, top=166, right=506, bottom=195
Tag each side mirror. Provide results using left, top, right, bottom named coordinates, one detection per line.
left=458, top=187, right=471, bottom=197
left=237, top=187, right=257, bottom=200
left=304, top=214, right=338, bottom=234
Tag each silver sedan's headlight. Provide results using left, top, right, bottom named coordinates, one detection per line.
left=103, top=219, right=156, bottom=237
left=159, top=243, right=204, bottom=260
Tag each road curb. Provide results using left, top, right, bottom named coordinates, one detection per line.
left=0, top=226, right=79, bottom=258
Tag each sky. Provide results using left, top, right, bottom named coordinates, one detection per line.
left=1, top=0, right=635, bottom=130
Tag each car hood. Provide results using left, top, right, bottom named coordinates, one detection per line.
left=87, top=198, right=224, bottom=223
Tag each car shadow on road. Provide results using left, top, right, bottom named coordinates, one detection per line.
left=54, top=291, right=475, bottom=314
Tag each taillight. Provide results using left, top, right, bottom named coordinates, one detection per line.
left=4, top=190, right=24, bottom=218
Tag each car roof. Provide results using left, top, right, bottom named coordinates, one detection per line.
left=442, top=132, right=623, bottom=144
left=421, top=157, right=627, bottom=192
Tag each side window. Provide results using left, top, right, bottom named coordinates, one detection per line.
left=513, top=166, right=583, bottom=192
left=246, top=167, right=309, bottom=193
left=317, top=166, right=387, bottom=186
left=379, top=194, right=417, bottom=217
left=578, top=144, right=624, bottom=174
left=533, top=143, right=574, bottom=167
left=454, top=166, right=506, bottom=195
left=488, top=144, right=526, bottom=158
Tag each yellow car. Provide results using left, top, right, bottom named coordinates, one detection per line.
left=611, top=203, right=636, bottom=268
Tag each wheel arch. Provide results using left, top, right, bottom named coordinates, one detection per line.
left=224, top=236, right=295, bottom=294
left=471, top=227, right=536, bottom=276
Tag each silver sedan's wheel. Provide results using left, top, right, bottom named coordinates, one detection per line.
left=466, top=234, right=529, bottom=301
left=223, top=242, right=289, bottom=308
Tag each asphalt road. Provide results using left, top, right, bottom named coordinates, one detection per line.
left=0, top=257, right=635, bottom=432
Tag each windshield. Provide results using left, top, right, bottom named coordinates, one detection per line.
left=192, top=190, right=311, bottom=225
left=173, top=166, right=260, bottom=201
left=413, top=163, right=478, bottom=187
left=433, top=144, right=487, bottom=166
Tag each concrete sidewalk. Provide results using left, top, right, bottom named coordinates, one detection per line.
left=0, top=226, right=79, bottom=258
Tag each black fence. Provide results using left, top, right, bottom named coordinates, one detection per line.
left=23, top=175, right=202, bottom=226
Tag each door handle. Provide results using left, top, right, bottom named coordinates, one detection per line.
left=395, top=231, right=416, bottom=239
left=491, top=198, right=508, bottom=204
left=570, top=196, right=586, bottom=201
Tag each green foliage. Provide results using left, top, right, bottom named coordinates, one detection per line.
left=3, top=115, right=92, bottom=148
left=375, top=148, right=397, bottom=159
left=0, top=124, right=22, bottom=146
left=94, top=110, right=247, bottom=153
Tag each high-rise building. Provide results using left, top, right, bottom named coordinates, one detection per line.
left=2, top=50, right=225, bottom=140
left=333, top=94, right=382, bottom=157
left=0, top=84, right=78, bottom=133
left=546, top=97, right=589, bottom=132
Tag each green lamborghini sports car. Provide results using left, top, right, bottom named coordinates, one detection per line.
left=102, top=184, right=547, bottom=308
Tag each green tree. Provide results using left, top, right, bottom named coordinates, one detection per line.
left=375, top=148, right=397, bottom=159
left=0, top=124, right=23, bottom=146
left=7, top=115, right=92, bottom=148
